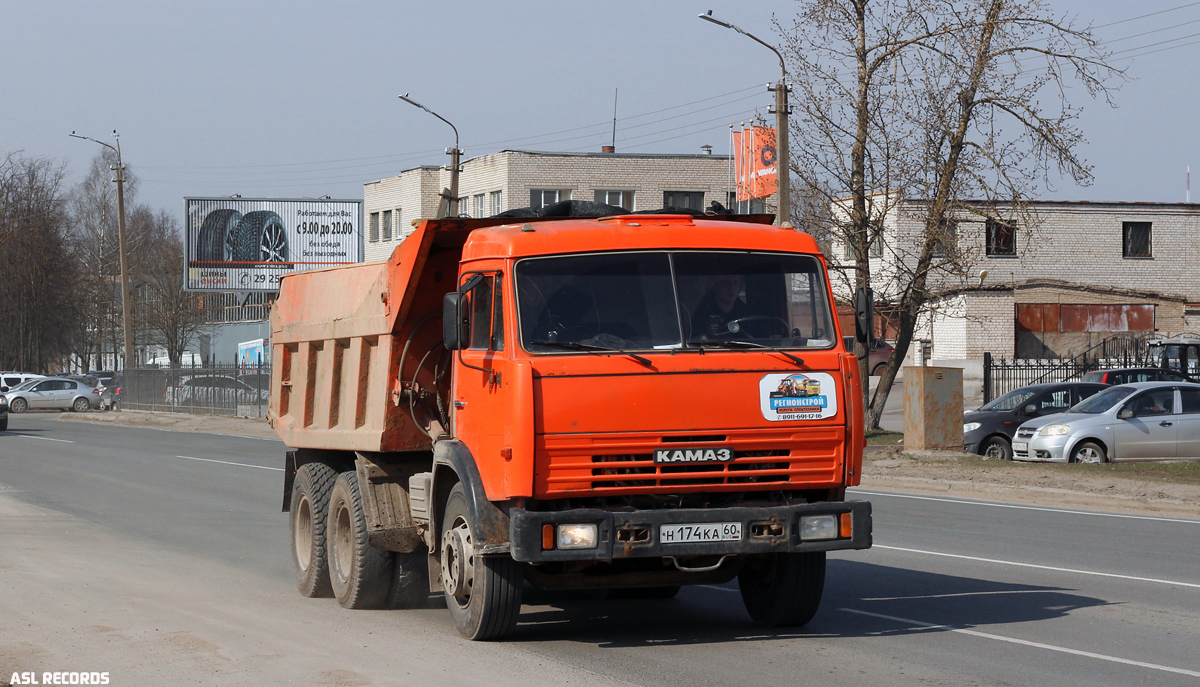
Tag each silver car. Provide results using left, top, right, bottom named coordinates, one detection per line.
left=1012, top=381, right=1198, bottom=463
left=3, top=377, right=101, bottom=413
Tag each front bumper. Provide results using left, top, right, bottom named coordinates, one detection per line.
left=509, top=500, right=872, bottom=563
left=1013, top=433, right=1069, bottom=462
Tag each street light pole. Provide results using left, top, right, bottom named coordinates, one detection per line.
left=70, top=130, right=134, bottom=372
left=399, top=93, right=462, bottom=218
left=699, top=10, right=790, bottom=226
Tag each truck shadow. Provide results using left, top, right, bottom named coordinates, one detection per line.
left=510, top=559, right=1111, bottom=646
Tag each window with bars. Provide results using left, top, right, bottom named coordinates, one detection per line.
left=595, top=190, right=634, bottom=210
left=1123, top=221, right=1152, bottom=258
left=986, top=218, right=1016, bottom=256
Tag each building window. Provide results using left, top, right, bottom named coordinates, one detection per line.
left=473, top=194, right=486, bottom=218
left=986, top=218, right=1016, bottom=256
left=369, top=212, right=379, bottom=242
left=530, top=189, right=569, bottom=210
left=394, top=207, right=402, bottom=237
left=382, top=210, right=392, bottom=241
left=663, top=191, right=704, bottom=211
left=932, top=220, right=957, bottom=257
left=1123, top=221, right=1152, bottom=258
left=869, top=232, right=884, bottom=258
left=490, top=190, right=503, bottom=215
left=595, top=190, right=634, bottom=210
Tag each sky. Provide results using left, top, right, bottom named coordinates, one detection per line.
left=4, top=0, right=1200, bottom=215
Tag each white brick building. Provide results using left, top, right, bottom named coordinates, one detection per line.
left=363, top=149, right=760, bottom=262
left=832, top=199, right=1200, bottom=359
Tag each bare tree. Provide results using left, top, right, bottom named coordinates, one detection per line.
left=136, top=210, right=208, bottom=368
left=0, top=153, right=81, bottom=372
left=778, top=0, right=1118, bottom=428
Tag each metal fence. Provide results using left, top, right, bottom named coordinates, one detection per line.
left=122, top=364, right=271, bottom=418
left=983, top=335, right=1153, bottom=402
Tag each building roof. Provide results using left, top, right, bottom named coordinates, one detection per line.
left=499, top=149, right=731, bottom=161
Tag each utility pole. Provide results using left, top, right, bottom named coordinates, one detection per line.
left=70, top=130, right=134, bottom=371
left=399, top=93, right=462, bottom=218
left=699, top=10, right=791, bottom=226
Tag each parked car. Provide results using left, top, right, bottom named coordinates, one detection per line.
left=0, top=392, right=8, bottom=431
left=3, top=377, right=101, bottom=412
left=964, top=381, right=1108, bottom=460
left=100, top=373, right=124, bottom=411
left=166, top=375, right=268, bottom=408
left=1013, top=381, right=1198, bottom=463
left=842, top=336, right=895, bottom=375
left=1081, top=368, right=1191, bottom=385
left=0, top=371, right=45, bottom=392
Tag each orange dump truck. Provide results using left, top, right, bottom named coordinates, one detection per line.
left=270, top=212, right=872, bottom=639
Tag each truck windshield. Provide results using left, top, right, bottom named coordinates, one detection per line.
left=516, top=251, right=835, bottom=353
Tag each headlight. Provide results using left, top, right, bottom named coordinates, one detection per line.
left=556, top=523, right=598, bottom=550
left=799, top=515, right=839, bottom=541
left=963, top=422, right=981, bottom=433
left=1038, top=424, right=1071, bottom=436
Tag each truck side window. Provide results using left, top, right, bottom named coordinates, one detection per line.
left=467, top=274, right=504, bottom=351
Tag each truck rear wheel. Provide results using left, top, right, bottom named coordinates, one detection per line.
left=738, top=552, right=826, bottom=627
left=328, top=471, right=394, bottom=609
left=441, top=483, right=523, bottom=640
left=290, top=463, right=338, bottom=597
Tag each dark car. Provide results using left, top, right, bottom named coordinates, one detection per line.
left=963, top=382, right=1108, bottom=460
left=0, top=393, right=8, bottom=431
left=1081, top=368, right=1192, bottom=385
left=842, top=336, right=895, bottom=375
left=100, top=373, right=124, bottom=411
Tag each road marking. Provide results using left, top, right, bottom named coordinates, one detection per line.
left=7, top=433, right=74, bottom=443
left=841, top=608, right=1200, bottom=678
left=850, top=488, right=1200, bottom=525
left=874, top=545, right=1200, bottom=589
left=175, top=455, right=282, bottom=471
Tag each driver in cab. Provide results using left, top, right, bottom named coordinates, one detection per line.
left=691, top=274, right=749, bottom=339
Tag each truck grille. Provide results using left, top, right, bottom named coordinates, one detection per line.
left=535, top=428, right=844, bottom=496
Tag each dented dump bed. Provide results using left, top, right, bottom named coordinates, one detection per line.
left=268, top=219, right=480, bottom=452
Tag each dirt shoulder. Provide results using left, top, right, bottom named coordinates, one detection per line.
left=861, top=446, right=1200, bottom=520
left=55, top=409, right=278, bottom=441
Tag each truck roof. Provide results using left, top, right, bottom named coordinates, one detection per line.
left=458, top=214, right=823, bottom=262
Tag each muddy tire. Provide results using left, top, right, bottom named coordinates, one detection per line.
left=197, top=209, right=242, bottom=262
left=739, top=552, right=826, bottom=627
left=441, top=483, right=523, bottom=640
left=385, top=551, right=430, bottom=609
left=328, top=471, right=394, bottom=609
left=10, top=398, right=27, bottom=414
left=290, top=463, right=338, bottom=598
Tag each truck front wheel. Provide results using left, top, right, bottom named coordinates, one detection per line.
left=440, top=483, right=523, bottom=640
left=738, top=552, right=826, bottom=627
left=290, top=462, right=338, bottom=598
left=328, top=471, right=395, bottom=609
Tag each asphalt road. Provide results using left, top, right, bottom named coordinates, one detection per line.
left=2, top=413, right=1198, bottom=686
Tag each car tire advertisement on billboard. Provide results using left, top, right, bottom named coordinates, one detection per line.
left=185, top=198, right=362, bottom=292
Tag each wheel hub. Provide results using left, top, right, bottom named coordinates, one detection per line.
left=441, top=521, right=474, bottom=600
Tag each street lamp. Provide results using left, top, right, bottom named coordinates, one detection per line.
left=699, top=10, right=791, bottom=225
left=70, top=130, right=134, bottom=372
left=399, top=93, right=462, bottom=218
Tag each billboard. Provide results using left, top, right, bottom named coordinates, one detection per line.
left=237, top=338, right=267, bottom=370
left=184, top=197, right=362, bottom=292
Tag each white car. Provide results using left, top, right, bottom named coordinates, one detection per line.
left=0, top=372, right=45, bottom=392
left=1012, top=381, right=1195, bottom=463
left=3, top=377, right=101, bottom=413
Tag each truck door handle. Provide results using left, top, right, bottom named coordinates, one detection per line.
left=1160, top=421, right=1173, bottom=426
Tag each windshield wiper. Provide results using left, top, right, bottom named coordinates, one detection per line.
left=529, top=340, right=653, bottom=368
left=686, top=339, right=805, bottom=366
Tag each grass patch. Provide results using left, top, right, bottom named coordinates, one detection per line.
left=865, top=429, right=904, bottom=446
left=1028, top=459, right=1200, bottom=486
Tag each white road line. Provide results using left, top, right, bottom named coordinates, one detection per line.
left=175, top=455, right=282, bottom=471
left=841, top=607, right=1200, bottom=678
left=7, top=433, right=74, bottom=443
left=850, top=488, right=1200, bottom=525
left=874, top=545, right=1200, bottom=589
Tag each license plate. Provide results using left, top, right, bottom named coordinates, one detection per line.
left=660, top=522, right=742, bottom=544
left=1014, top=442, right=1028, bottom=452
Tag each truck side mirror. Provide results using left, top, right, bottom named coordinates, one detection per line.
left=854, top=287, right=874, bottom=344
left=443, top=292, right=464, bottom=351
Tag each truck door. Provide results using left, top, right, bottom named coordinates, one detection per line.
left=453, top=270, right=511, bottom=494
